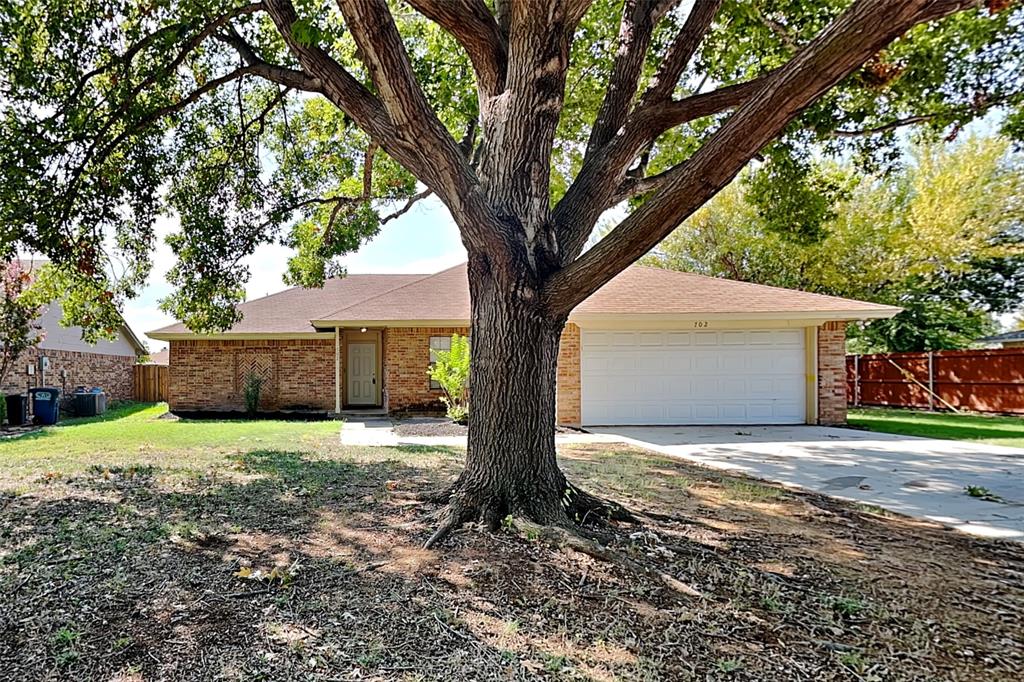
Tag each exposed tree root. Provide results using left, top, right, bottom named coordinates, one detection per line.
left=423, top=507, right=467, bottom=549
left=561, top=481, right=639, bottom=525
left=511, top=518, right=703, bottom=599
left=410, top=475, right=703, bottom=597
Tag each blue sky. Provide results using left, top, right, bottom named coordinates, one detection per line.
left=128, top=196, right=467, bottom=351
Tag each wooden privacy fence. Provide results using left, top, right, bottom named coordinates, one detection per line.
left=847, top=348, right=1024, bottom=414
left=133, top=364, right=169, bottom=402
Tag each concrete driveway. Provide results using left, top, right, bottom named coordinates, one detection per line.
left=591, top=425, right=1024, bottom=540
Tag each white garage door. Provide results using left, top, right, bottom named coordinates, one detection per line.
left=580, top=329, right=806, bottom=425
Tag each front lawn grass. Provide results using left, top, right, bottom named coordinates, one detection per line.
left=0, top=402, right=343, bottom=479
left=1, top=404, right=1021, bottom=679
left=848, top=407, right=1024, bottom=448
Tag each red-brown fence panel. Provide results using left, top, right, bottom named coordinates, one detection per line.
left=847, top=348, right=1024, bottom=414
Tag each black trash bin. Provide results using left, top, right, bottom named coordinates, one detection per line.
left=29, top=387, right=61, bottom=425
left=74, top=390, right=107, bottom=417
left=4, top=394, right=28, bottom=426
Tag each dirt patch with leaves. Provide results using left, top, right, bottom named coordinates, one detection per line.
left=0, top=444, right=1021, bottom=681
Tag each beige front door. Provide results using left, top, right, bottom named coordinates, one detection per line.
left=347, top=342, right=377, bottom=405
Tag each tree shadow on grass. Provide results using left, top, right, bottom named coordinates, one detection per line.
left=1, top=446, right=1022, bottom=681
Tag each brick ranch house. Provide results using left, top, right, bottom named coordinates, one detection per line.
left=1, top=261, right=147, bottom=401
left=148, top=263, right=898, bottom=426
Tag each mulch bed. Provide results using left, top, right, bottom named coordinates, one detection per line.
left=0, top=445, right=1021, bottom=680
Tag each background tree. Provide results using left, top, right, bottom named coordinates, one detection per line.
left=2, top=0, right=1022, bottom=546
left=645, top=135, right=1024, bottom=352
left=0, top=261, right=45, bottom=391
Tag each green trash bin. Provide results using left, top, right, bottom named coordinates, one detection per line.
left=29, top=387, right=61, bottom=425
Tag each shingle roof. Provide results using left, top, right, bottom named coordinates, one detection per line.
left=317, top=264, right=471, bottom=322
left=149, top=263, right=898, bottom=338
left=317, top=263, right=897, bottom=322
left=144, top=348, right=170, bottom=365
left=979, top=329, right=1024, bottom=343
left=573, top=265, right=899, bottom=316
left=149, top=273, right=426, bottom=335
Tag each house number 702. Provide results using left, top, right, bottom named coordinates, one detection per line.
left=693, top=321, right=709, bottom=328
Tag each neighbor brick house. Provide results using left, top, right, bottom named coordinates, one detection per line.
left=1, top=261, right=146, bottom=401
left=148, top=263, right=898, bottom=426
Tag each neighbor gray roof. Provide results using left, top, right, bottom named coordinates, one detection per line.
left=10, top=258, right=148, bottom=355
left=979, top=329, right=1024, bottom=343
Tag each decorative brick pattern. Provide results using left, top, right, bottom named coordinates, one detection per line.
left=0, top=346, right=135, bottom=400
left=817, top=321, right=847, bottom=425
left=169, top=339, right=334, bottom=412
left=384, top=327, right=469, bottom=414
left=556, top=323, right=582, bottom=426
left=236, top=352, right=276, bottom=403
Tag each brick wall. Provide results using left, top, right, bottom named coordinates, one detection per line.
left=383, top=325, right=583, bottom=422
left=0, top=346, right=135, bottom=400
left=817, top=321, right=847, bottom=425
left=556, top=323, right=581, bottom=426
left=169, top=338, right=334, bottom=412
left=384, top=327, right=469, bottom=414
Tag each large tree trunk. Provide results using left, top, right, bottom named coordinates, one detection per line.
left=424, top=256, right=614, bottom=547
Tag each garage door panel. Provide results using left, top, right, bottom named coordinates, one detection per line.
left=721, top=355, right=746, bottom=372
left=720, top=377, right=747, bottom=395
left=748, top=378, right=775, bottom=395
left=666, top=332, right=692, bottom=346
left=611, top=332, right=635, bottom=346
left=721, top=331, right=746, bottom=345
left=581, top=328, right=806, bottom=425
left=719, top=404, right=748, bottom=420
left=664, top=403, right=693, bottom=421
left=774, top=330, right=804, bottom=346
left=638, top=332, right=664, bottom=345
left=693, top=354, right=719, bottom=371
left=695, top=332, right=719, bottom=345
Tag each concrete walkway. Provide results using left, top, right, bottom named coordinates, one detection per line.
left=592, top=425, right=1024, bottom=540
left=339, top=418, right=617, bottom=448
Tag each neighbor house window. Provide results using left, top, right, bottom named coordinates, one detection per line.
left=429, top=335, right=451, bottom=389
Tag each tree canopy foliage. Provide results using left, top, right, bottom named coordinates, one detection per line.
left=0, top=261, right=45, bottom=388
left=645, top=135, right=1024, bottom=352
left=0, top=1, right=1021, bottom=336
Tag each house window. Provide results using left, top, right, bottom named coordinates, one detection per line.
left=428, top=335, right=451, bottom=389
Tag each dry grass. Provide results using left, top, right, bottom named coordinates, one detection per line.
left=0, top=410, right=1021, bottom=680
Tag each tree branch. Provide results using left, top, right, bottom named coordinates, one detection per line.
left=44, top=20, right=191, bottom=123
left=586, top=0, right=679, bottom=153
left=262, top=0, right=504, bottom=242
left=263, top=0, right=400, bottom=153
left=335, top=0, right=487, bottom=217
left=362, top=142, right=378, bottom=198
left=638, top=0, right=722, bottom=107
left=405, top=0, right=508, bottom=97
left=608, top=166, right=673, bottom=206
left=554, top=76, right=766, bottom=263
left=381, top=189, right=433, bottom=224
left=543, top=0, right=985, bottom=317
